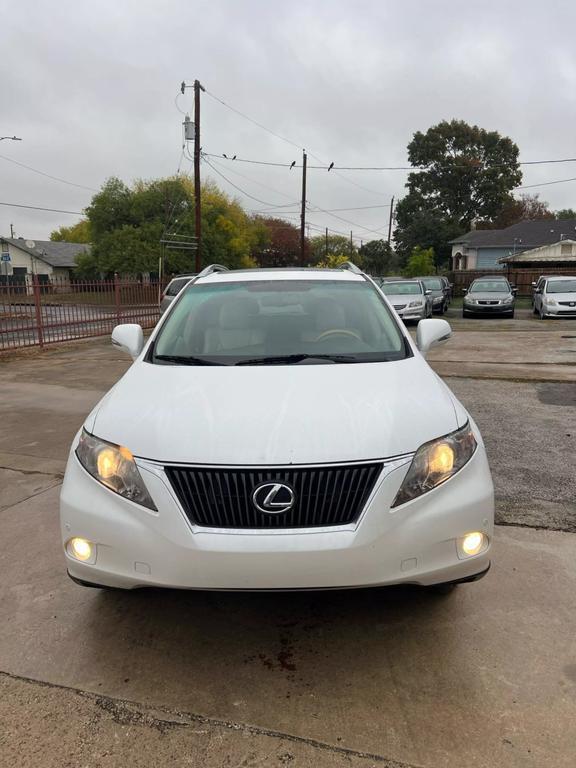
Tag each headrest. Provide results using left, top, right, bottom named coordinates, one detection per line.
left=219, top=297, right=258, bottom=330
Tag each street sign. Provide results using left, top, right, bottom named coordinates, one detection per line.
left=1, top=253, right=10, bottom=262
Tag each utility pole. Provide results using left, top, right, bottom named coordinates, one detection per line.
left=10, top=223, right=14, bottom=238
left=193, top=79, right=204, bottom=272
left=325, top=227, right=329, bottom=259
left=350, top=231, right=353, bottom=257
left=387, top=196, right=395, bottom=245
left=300, top=150, right=307, bottom=265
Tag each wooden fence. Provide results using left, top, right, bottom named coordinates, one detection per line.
left=446, top=267, right=576, bottom=297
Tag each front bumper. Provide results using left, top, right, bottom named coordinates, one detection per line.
left=541, top=306, right=576, bottom=317
left=60, top=444, right=494, bottom=591
left=393, top=304, right=427, bottom=321
left=463, top=303, right=513, bottom=315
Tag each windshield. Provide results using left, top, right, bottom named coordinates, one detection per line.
left=380, top=282, right=422, bottom=295
left=420, top=278, right=443, bottom=290
left=470, top=280, right=509, bottom=293
left=165, top=277, right=193, bottom=296
left=547, top=279, right=576, bottom=294
left=151, top=279, right=410, bottom=365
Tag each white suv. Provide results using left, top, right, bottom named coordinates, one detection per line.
left=60, top=264, right=494, bottom=592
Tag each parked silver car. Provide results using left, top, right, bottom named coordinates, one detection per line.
left=462, top=277, right=516, bottom=318
left=160, top=274, right=196, bottom=314
left=533, top=276, right=576, bottom=319
left=379, top=279, right=433, bottom=322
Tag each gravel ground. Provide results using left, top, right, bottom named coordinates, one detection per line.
left=448, top=378, right=576, bottom=532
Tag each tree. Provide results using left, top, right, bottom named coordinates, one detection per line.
left=50, top=219, right=91, bottom=243
left=359, top=239, right=399, bottom=275
left=556, top=208, right=576, bottom=220
left=394, top=120, right=522, bottom=266
left=78, top=176, right=259, bottom=277
left=480, top=193, right=553, bottom=229
left=404, top=246, right=435, bottom=277
left=310, top=234, right=357, bottom=266
left=394, top=197, right=462, bottom=268
left=250, top=217, right=300, bottom=267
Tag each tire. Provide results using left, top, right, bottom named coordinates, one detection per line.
left=540, top=307, right=547, bottom=320
left=509, top=311, right=515, bottom=319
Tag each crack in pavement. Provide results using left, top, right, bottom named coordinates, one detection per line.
left=0, top=670, right=421, bottom=768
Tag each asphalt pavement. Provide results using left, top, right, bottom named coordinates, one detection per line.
left=0, top=314, right=575, bottom=768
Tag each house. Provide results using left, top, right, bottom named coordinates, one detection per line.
left=450, top=219, right=576, bottom=270
left=0, top=237, right=90, bottom=285
left=499, top=238, right=576, bottom=267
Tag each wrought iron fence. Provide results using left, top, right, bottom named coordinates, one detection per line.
left=0, top=275, right=164, bottom=352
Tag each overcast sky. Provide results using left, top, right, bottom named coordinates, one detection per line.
left=1, top=0, right=576, bottom=244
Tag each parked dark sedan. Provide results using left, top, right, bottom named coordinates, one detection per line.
left=462, top=277, right=516, bottom=318
left=416, top=276, right=449, bottom=314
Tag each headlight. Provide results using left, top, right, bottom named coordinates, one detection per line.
left=545, top=297, right=557, bottom=306
left=392, top=423, right=477, bottom=507
left=76, top=430, right=156, bottom=510
left=502, top=296, right=514, bottom=304
left=408, top=300, right=424, bottom=308
left=432, top=296, right=443, bottom=304
left=464, top=297, right=476, bottom=304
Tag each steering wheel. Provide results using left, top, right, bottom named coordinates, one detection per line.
left=314, top=328, right=363, bottom=343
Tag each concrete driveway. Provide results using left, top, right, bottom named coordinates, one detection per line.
left=1, top=315, right=575, bottom=767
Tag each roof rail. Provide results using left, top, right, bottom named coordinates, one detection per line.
left=338, top=261, right=363, bottom=275
left=196, top=264, right=229, bottom=278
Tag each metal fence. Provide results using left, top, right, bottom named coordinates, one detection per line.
left=447, top=266, right=576, bottom=297
left=0, top=275, right=163, bottom=352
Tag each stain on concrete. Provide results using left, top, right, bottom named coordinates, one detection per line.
left=537, top=383, right=576, bottom=407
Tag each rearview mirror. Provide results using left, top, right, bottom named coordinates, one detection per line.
left=416, top=318, right=452, bottom=357
left=112, top=324, right=144, bottom=360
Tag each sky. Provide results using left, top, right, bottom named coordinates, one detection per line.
left=1, top=0, right=576, bottom=244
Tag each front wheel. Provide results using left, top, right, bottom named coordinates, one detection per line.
left=540, top=307, right=547, bottom=320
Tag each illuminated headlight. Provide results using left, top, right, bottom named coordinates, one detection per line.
left=76, top=430, right=156, bottom=510
left=408, top=300, right=424, bottom=308
left=545, top=298, right=557, bottom=306
left=392, top=423, right=477, bottom=507
left=457, top=531, right=489, bottom=559
left=66, top=536, right=96, bottom=563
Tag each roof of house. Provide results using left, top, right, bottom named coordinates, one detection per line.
left=1, top=237, right=90, bottom=268
left=499, top=239, right=576, bottom=263
left=451, top=219, right=576, bottom=248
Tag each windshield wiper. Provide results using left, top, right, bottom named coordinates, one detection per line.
left=154, top=354, right=227, bottom=366
left=236, top=353, right=358, bottom=366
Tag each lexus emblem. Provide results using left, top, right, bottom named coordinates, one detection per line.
left=252, top=482, right=296, bottom=514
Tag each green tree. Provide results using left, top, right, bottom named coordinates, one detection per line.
left=556, top=208, right=576, bottom=219
left=79, top=176, right=259, bottom=277
left=50, top=219, right=91, bottom=243
left=310, top=234, right=357, bottom=266
left=359, top=239, right=399, bottom=275
left=404, top=246, right=435, bottom=277
left=395, top=120, right=522, bottom=266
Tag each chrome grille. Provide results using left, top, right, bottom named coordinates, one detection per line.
left=165, top=463, right=383, bottom=529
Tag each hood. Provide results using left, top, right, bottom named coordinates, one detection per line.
left=384, top=293, right=424, bottom=303
left=546, top=292, right=576, bottom=303
left=90, top=357, right=462, bottom=465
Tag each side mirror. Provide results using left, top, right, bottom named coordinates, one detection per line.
left=531, top=282, right=537, bottom=287
left=535, top=288, right=542, bottom=294
left=416, top=318, right=452, bottom=357
left=512, top=287, right=518, bottom=294
left=424, top=289, right=432, bottom=295
left=112, top=324, right=144, bottom=360
left=462, top=288, right=468, bottom=294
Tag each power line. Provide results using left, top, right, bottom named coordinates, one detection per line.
left=203, top=151, right=576, bottom=173
left=0, top=201, right=84, bottom=215
left=203, top=156, right=297, bottom=208
left=0, top=153, right=97, bottom=192
left=207, top=155, right=300, bottom=204
left=516, top=175, right=576, bottom=190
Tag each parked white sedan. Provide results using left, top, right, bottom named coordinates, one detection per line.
left=534, top=276, right=576, bottom=319
left=60, top=264, right=494, bottom=592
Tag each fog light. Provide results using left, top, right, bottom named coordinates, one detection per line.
left=460, top=531, right=486, bottom=557
left=67, top=537, right=94, bottom=562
